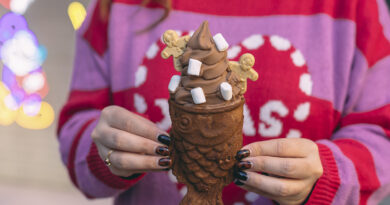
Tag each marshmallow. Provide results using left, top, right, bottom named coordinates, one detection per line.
left=220, top=82, right=233, bottom=101
left=187, top=58, right=202, bottom=76
left=191, top=87, right=206, bottom=104
left=168, top=75, right=181, bottom=93
left=213, top=33, right=229, bottom=51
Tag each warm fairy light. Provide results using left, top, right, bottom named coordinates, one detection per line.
left=16, top=101, right=54, bottom=130
left=0, top=0, right=34, bottom=14
left=22, top=99, right=41, bottom=116
left=0, top=0, right=11, bottom=10
left=0, top=82, right=54, bottom=129
left=0, top=82, right=18, bottom=125
left=3, top=93, right=18, bottom=110
left=0, top=12, right=54, bottom=129
left=10, top=0, right=34, bottom=14
left=22, top=72, right=44, bottom=93
left=68, top=1, right=86, bottom=30
left=1, top=30, right=43, bottom=76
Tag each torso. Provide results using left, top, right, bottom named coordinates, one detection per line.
left=103, top=1, right=357, bottom=204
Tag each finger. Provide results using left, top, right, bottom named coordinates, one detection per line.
left=98, top=126, right=168, bottom=156
left=242, top=138, right=314, bottom=158
left=103, top=106, right=168, bottom=142
left=237, top=180, right=312, bottom=205
left=235, top=182, right=276, bottom=200
left=241, top=171, right=307, bottom=197
left=97, top=144, right=169, bottom=177
left=241, top=156, right=311, bottom=179
left=101, top=147, right=172, bottom=171
left=108, top=165, right=138, bottom=177
left=108, top=162, right=168, bottom=177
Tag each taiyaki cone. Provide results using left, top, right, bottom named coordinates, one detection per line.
left=169, top=99, right=244, bottom=205
left=180, top=186, right=223, bottom=205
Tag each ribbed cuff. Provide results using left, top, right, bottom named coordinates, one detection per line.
left=305, top=143, right=340, bottom=205
left=87, top=143, right=145, bottom=189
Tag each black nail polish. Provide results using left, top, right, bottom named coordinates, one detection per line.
left=158, top=134, right=171, bottom=146
left=236, top=149, right=250, bottom=160
left=234, top=179, right=244, bottom=186
left=158, top=158, right=172, bottom=167
left=156, top=146, right=170, bottom=156
left=234, top=171, right=248, bottom=181
left=237, top=161, right=252, bottom=170
left=120, top=173, right=142, bottom=180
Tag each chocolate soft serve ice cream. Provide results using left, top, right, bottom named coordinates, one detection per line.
left=162, top=21, right=258, bottom=205
left=173, top=21, right=242, bottom=107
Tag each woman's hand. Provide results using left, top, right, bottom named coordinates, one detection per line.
left=234, top=138, right=323, bottom=205
left=92, top=106, right=172, bottom=177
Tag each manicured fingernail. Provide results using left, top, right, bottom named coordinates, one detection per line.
left=234, top=171, right=248, bottom=181
left=158, top=134, right=171, bottom=146
left=234, top=178, right=244, bottom=186
left=236, top=149, right=250, bottom=160
left=120, top=173, right=142, bottom=180
left=158, top=158, right=172, bottom=167
left=237, top=161, right=252, bottom=170
left=156, top=146, right=170, bottom=156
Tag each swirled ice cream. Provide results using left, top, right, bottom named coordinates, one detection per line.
left=172, top=21, right=242, bottom=107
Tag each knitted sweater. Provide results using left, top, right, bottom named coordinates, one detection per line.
left=58, top=0, right=390, bottom=204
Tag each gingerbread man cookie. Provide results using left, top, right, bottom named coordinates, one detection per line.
left=228, top=53, right=259, bottom=94
left=161, top=30, right=190, bottom=71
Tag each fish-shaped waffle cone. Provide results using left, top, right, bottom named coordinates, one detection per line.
left=163, top=21, right=257, bottom=205
left=169, top=99, right=244, bottom=205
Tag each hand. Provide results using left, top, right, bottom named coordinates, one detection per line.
left=91, top=105, right=172, bottom=177
left=234, top=138, right=323, bottom=205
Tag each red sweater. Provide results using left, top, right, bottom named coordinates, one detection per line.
left=58, top=0, right=390, bottom=204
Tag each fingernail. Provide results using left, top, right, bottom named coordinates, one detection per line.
left=156, top=146, right=170, bottom=156
left=236, top=149, right=250, bottom=160
left=158, top=158, right=172, bottom=167
left=234, top=171, right=248, bottom=181
left=158, top=134, right=171, bottom=146
left=234, top=178, right=244, bottom=186
left=120, top=173, right=142, bottom=180
left=237, top=161, right=252, bottom=170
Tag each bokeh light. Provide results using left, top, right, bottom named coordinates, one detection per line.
left=0, top=0, right=11, bottom=10
left=68, top=1, right=86, bottom=30
left=3, top=92, right=18, bottom=110
left=0, top=81, right=17, bottom=125
left=1, top=30, right=43, bottom=76
left=0, top=10, right=54, bottom=129
left=10, top=0, right=34, bottom=14
left=22, top=72, right=45, bottom=93
left=0, top=0, right=34, bottom=14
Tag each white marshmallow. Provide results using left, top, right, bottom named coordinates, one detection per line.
left=213, top=33, right=229, bottom=51
left=191, top=87, right=206, bottom=104
left=220, top=82, right=233, bottom=101
left=168, top=75, right=181, bottom=93
left=187, top=58, right=202, bottom=76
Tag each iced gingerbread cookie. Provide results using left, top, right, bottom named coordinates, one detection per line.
left=228, top=53, right=259, bottom=94
left=161, top=30, right=190, bottom=71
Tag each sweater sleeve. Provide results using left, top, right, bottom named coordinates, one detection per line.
left=308, top=0, right=390, bottom=204
left=57, top=0, right=143, bottom=198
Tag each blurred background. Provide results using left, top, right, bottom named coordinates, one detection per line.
left=0, top=0, right=111, bottom=204
left=0, top=0, right=389, bottom=205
